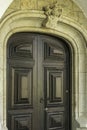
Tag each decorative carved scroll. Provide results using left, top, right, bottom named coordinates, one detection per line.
left=43, top=1, right=65, bottom=28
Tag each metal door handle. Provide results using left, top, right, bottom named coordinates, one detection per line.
left=44, top=108, right=48, bottom=111
left=66, top=90, right=69, bottom=93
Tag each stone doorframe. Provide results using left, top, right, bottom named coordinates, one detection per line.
left=0, top=10, right=87, bottom=130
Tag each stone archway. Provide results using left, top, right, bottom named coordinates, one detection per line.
left=0, top=1, right=87, bottom=130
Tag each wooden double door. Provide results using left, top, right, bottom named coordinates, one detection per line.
left=7, top=33, right=71, bottom=130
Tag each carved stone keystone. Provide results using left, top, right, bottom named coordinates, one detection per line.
left=43, top=1, right=65, bottom=28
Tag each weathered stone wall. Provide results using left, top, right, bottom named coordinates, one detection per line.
left=0, top=0, right=87, bottom=130
left=1, top=0, right=87, bottom=31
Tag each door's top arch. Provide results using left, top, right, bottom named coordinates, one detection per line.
left=7, top=32, right=70, bottom=62
left=1, top=0, right=87, bottom=32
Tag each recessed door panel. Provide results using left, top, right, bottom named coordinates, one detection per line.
left=8, top=113, right=32, bottom=130
left=44, top=40, right=65, bottom=61
left=44, top=67, right=64, bottom=105
left=7, top=33, right=71, bottom=130
left=47, top=112, right=64, bottom=130
left=9, top=66, right=33, bottom=108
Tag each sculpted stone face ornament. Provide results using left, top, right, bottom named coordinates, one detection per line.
left=43, top=1, right=63, bottom=28
left=51, top=2, right=62, bottom=17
